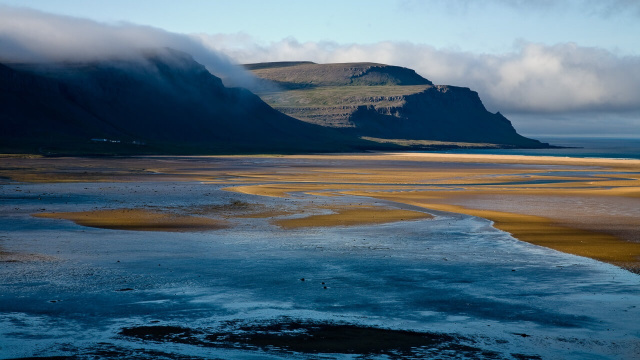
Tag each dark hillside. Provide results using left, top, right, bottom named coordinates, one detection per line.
left=1, top=50, right=373, bottom=154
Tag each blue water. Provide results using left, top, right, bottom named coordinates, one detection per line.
left=435, top=137, right=640, bottom=159
left=2, top=181, right=640, bottom=359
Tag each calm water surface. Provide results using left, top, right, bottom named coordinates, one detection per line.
left=436, top=137, right=640, bottom=159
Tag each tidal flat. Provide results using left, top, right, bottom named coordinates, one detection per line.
left=1, top=153, right=639, bottom=359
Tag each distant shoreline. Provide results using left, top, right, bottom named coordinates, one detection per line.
left=419, top=136, right=640, bottom=160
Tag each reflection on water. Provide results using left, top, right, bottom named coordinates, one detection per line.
left=1, top=181, right=639, bottom=359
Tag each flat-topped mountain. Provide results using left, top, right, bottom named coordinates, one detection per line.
left=247, top=62, right=433, bottom=89
left=0, top=50, right=371, bottom=154
left=246, top=62, right=547, bottom=148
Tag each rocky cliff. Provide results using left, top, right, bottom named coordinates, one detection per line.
left=246, top=62, right=547, bottom=148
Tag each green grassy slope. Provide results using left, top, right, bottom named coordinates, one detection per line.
left=246, top=62, right=548, bottom=148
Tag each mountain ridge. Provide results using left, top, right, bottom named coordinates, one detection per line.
left=0, top=49, right=375, bottom=154
left=246, top=61, right=546, bottom=148
left=0, top=50, right=550, bottom=155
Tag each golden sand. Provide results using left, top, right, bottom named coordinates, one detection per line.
left=218, top=154, right=640, bottom=271
left=274, top=205, right=432, bottom=229
left=34, top=209, right=229, bottom=232
left=8, top=153, right=640, bottom=272
left=288, top=152, right=640, bottom=169
left=342, top=191, right=640, bottom=271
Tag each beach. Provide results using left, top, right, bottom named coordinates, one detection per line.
left=1, top=153, right=639, bottom=359
left=224, top=153, right=640, bottom=272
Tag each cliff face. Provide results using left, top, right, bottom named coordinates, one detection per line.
left=348, top=85, right=542, bottom=147
left=247, top=62, right=547, bottom=148
left=0, top=49, right=367, bottom=154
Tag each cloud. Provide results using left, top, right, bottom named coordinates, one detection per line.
left=195, top=35, right=640, bottom=115
left=507, top=111, right=640, bottom=137
left=0, top=6, right=251, bottom=85
left=2, top=5, right=637, bottom=136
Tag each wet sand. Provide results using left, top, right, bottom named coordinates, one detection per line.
left=34, top=208, right=229, bottom=232
left=3, top=155, right=640, bottom=359
left=221, top=153, right=640, bottom=272
left=3, top=152, right=640, bottom=271
left=345, top=192, right=640, bottom=271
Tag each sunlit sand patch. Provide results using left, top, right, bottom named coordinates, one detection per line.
left=449, top=206, right=640, bottom=273
left=443, top=193, right=640, bottom=244
left=303, top=191, right=342, bottom=197
left=344, top=190, right=640, bottom=272
left=274, top=204, right=432, bottom=229
left=225, top=183, right=439, bottom=198
left=34, top=208, right=229, bottom=232
left=288, top=152, right=640, bottom=168
left=221, top=161, right=640, bottom=271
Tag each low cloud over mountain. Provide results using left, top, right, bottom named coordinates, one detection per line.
left=197, top=35, right=640, bottom=116
left=0, top=6, right=252, bottom=86
left=2, top=4, right=638, bottom=136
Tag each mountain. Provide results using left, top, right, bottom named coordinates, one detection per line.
left=0, top=49, right=373, bottom=154
left=246, top=62, right=547, bottom=148
left=1, top=52, right=549, bottom=155
left=246, top=61, right=433, bottom=89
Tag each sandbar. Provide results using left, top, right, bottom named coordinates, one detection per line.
left=34, top=208, right=229, bottom=232
left=274, top=204, right=432, bottom=228
left=220, top=153, right=640, bottom=272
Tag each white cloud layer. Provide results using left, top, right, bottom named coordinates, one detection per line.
left=194, top=35, right=640, bottom=115
left=0, top=6, right=251, bottom=85
left=1, top=5, right=637, bottom=136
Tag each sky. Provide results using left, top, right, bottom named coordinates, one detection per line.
left=1, top=0, right=639, bottom=137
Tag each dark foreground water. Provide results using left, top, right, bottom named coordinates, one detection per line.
left=1, top=181, right=639, bottom=359
left=437, top=137, right=640, bottom=159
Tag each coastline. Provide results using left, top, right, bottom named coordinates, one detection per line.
left=2, top=152, right=639, bottom=272
left=224, top=152, right=640, bottom=272
left=2, top=152, right=640, bottom=359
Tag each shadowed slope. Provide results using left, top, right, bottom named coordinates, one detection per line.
left=0, top=50, right=373, bottom=154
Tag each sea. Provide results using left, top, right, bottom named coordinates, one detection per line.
left=2, top=180, right=640, bottom=359
left=437, top=137, right=640, bottom=160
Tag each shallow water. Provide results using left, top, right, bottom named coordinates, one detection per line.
left=433, top=137, right=640, bottom=160
left=1, top=181, right=639, bottom=359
